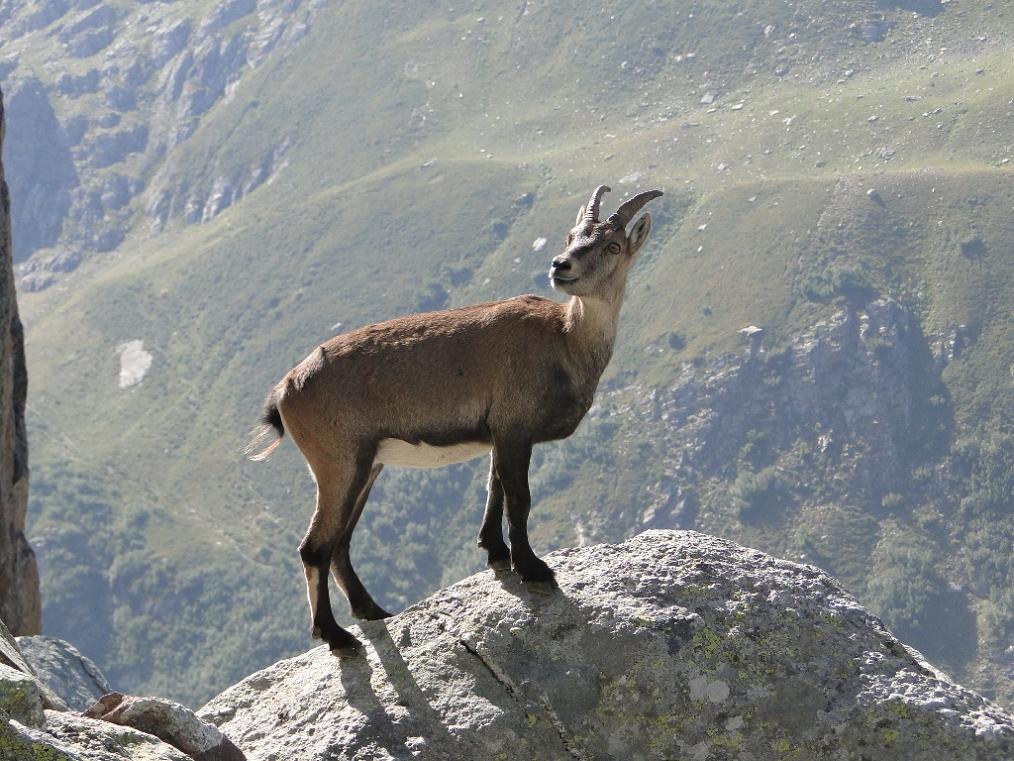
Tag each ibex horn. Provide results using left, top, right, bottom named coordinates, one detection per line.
left=607, top=189, right=664, bottom=228
left=584, top=185, right=611, bottom=221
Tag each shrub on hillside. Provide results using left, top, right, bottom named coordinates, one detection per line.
left=733, top=466, right=785, bottom=522
left=801, top=263, right=876, bottom=304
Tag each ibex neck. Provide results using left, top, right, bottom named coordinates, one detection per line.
left=564, top=292, right=624, bottom=375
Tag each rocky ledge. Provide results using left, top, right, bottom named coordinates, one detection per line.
left=200, top=530, right=1013, bottom=760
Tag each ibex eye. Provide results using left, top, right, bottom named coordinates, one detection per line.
left=607, top=242, right=622, bottom=255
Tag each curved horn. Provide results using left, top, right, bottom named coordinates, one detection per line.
left=607, top=189, right=664, bottom=228
left=584, top=185, right=611, bottom=221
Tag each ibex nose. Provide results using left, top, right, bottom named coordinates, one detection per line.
left=551, top=257, right=572, bottom=272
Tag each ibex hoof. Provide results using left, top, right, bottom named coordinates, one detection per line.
left=330, top=642, right=363, bottom=659
left=488, top=557, right=511, bottom=576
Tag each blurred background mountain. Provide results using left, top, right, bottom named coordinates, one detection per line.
left=2, top=0, right=1012, bottom=707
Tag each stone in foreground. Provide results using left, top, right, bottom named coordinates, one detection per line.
left=200, top=530, right=1013, bottom=760
left=84, top=692, right=246, bottom=761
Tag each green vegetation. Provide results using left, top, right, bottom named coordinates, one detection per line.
left=11, top=0, right=1014, bottom=707
left=733, top=467, right=788, bottom=523
left=800, top=263, right=877, bottom=305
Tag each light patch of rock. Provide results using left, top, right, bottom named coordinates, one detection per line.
left=117, top=340, right=152, bottom=388
left=618, top=170, right=645, bottom=184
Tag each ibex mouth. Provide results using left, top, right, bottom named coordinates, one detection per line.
left=550, top=274, right=578, bottom=284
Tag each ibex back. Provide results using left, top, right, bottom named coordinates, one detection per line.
left=248, top=185, right=663, bottom=655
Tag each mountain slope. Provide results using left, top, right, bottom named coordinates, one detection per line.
left=6, top=0, right=1014, bottom=705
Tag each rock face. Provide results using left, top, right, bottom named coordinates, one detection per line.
left=15, top=635, right=110, bottom=711
left=0, top=83, right=39, bottom=637
left=200, top=530, right=1013, bottom=760
left=635, top=298, right=931, bottom=531
left=1, top=75, right=77, bottom=262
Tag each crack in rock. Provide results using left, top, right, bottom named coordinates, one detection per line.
left=458, top=638, right=583, bottom=760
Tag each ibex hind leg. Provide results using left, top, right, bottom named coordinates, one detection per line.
left=299, top=452, right=376, bottom=656
left=330, top=463, right=393, bottom=621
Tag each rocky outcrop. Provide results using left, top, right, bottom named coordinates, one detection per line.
left=15, top=635, right=110, bottom=711
left=0, top=619, right=66, bottom=712
left=200, top=530, right=1013, bottom=760
left=2, top=620, right=243, bottom=760
left=0, top=75, right=77, bottom=262
left=0, top=83, right=39, bottom=637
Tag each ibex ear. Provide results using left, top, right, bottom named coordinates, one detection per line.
left=627, top=213, right=652, bottom=256
left=575, top=205, right=586, bottom=226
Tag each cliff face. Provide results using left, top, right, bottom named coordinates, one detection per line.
left=0, top=0, right=319, bottom=289
left=0, top=84, right=40, bottom=636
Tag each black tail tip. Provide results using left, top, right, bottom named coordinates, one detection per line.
left=262, top=401, right=284, bottom=437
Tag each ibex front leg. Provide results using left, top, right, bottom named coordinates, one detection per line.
left=493, top=434, right=556, bottom=593
left=477, top=453, right=510, bottom=574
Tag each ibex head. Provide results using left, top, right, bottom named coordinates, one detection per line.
left=550, top=185, right=663, bottom=297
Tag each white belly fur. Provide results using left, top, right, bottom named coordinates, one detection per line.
left=376, top=438, right=491, bottom=469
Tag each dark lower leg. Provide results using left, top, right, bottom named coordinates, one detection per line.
left=477, top=454, right=510, bottom=571
left=333, top=548, right=391, bottom=620
left=299, top=541, right=361, bottom=654
left=330, top=464, right=390, bottom=620
left=299, top=456, right=376, bottom=654
left=494, top=436, right=554, bottom=584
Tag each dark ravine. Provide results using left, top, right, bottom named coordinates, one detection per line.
left=0, top=83, right=39, bottom=637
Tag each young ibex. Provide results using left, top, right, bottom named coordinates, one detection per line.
left=248, top=185, right=663, bottom=655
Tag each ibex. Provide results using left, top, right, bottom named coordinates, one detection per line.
left=248, top=185, right=663, bottom=655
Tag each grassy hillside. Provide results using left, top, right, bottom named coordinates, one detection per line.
left=15, top=0, right=1014, bottom=705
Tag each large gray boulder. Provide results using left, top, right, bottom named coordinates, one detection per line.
left=15, top=635, right=111, bottom=711
left=200, top=530, right=1013, bottom=760
left=0, top=617, right=66, bottom=713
